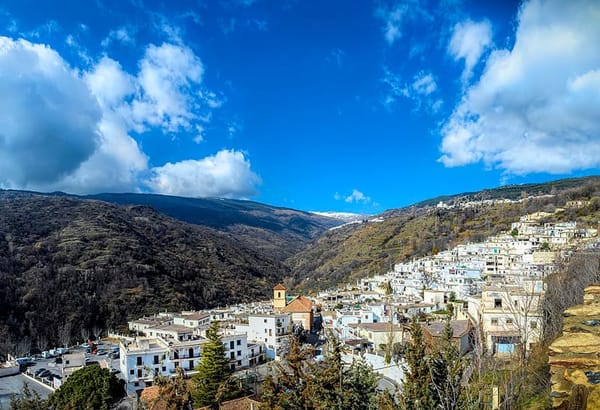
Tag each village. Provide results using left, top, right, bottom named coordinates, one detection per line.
left=7, top=201, right=599, bottom=408
left=98, top=203, right=599, bottom=397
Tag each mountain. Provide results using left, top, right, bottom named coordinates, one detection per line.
left=79, top=193, right=341, bottom=261
left=289, top=176, right=600, bottom=291
left=310, top=211, right=367, bottom=223
left=0, top=191, right=289, bottom=355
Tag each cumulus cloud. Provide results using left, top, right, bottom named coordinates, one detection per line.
left=448, top=19, right=493, bottom=84
left=130, top=43, right=217, bottom=133
left=0, top=35, right=258, bottom=198
left=440, top=0, right=600, bottom=175
left=146, top=150, right=261, bottom=198
left=344, top=189, right=371, bottom=204
left=0, top=37, right=101, bottom=188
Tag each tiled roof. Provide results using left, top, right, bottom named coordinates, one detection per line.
left=273, top=283, right=287, bottom=290
left=423, top=320, right=470, bottom=338
left=281, top=296, right=313, bottom=313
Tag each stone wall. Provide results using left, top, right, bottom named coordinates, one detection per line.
left=548, top=284, right=600, bottom=409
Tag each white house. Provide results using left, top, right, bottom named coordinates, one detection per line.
left=242, top=313, right=292, bottom=360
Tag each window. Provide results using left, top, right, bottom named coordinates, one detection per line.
left=162, top=366, right=166, bottom=372
left=237, top=340, right=241, bottom=346
left=506, top=318, right=513, bottom=325
left=514, top=300, right=518, bottom=307
left=230, top=352, right=235, bottom=359
left=277, top=291, right=281, bottom=298
left=237, top=360, right=241, bottom=366
left=230, top=341, right=234, bottom=349
left=137, top=369, right=142, bottom=377
left=491, top=318, right=498, bottom=325
left=264, top=319, right=267, bottom=323
left=153, top=355, right=159, bottom=364
left=494, top=299, right=502, bottom=308
left=136, top=357, right=142, bottom=366
left=237, top=350, right=241, bottom=356
left=130, top=369, right=134, bottom=375
left=530, top=321, right=538, bottom=329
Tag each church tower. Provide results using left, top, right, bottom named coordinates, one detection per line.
left=273, top=283, right=287, bottom=310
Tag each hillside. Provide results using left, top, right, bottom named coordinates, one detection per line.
left=0, top=191, right=288, bottom=355
left=289, top=176, right=600, bottom=291
left=80, top=193, right=340, bottom=261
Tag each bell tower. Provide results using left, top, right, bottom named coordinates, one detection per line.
left=273, top=283, right=287, bottom=310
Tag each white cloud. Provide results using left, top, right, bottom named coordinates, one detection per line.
left=0, top=35, right=257, bottom=198
left=146, top=150, right=261, bottom=198
left=375, top=0, right=434, bottom=46
left=344, top=189, right=371, bottom=204
left=412, top=71, right=437, bottom=95
left=376, top=3, right=408, bottom=45
left=130, top=43, right=206, bottom=132
left=448, top=19, right=493, bottom=84
left=382, top=68, right=441, bottom=112
left=440, top=0, right=600, bottom=175
left=101, top=26, right=136, bottom=48
left=0, top=37, right=101, bottom=188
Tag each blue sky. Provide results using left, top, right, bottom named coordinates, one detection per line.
left=0, top=0, right=599, bottom=214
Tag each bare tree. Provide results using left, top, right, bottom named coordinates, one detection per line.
left=80, top=327, right=91, bottom=344
left=14, top=336, right=32, bottom=357
left=92, top=325, right=104, bottom=341
left=58, top=321, right=72, bottom=348
left=36, top=334, right=48, bottom=353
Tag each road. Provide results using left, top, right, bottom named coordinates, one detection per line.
left=0, top=373, right=53, bottom=409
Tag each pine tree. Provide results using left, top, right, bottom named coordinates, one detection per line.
left=191, top=321, right=232, bottom=409
left=307, top=335, right=344, bottom=410
left=430, top=320, right=465, bottom=409
left=342, top=359, right=379, bottom=410
left=401, top=317, right=434, bottom=409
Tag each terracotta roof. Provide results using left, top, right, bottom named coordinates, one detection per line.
left=423, top=320, right=470, bottom=338
left=281, top=296, right=313, bottom=313
left=273, top=283, right=287, bottom=290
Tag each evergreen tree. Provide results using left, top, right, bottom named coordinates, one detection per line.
left=342, top=359, right=379, bottom=410
left=307, top=336, right=344, bottom=409
left=401, top=317, right=434, bottom=409
left=429, top=320, right=466, bottom=409
left=272, top=336, right=312, bottom=409
left=47, top=365, right=125, bottom=410
left=191, top=321, right=233, bottom=409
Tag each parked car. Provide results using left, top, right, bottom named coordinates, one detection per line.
left=38, top=370, right=51, bottom=378
left=34, top=368, right=47, bottom=377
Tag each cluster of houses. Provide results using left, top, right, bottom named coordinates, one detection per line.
left=120, top=291, right=314, bottom=389
left=117, top=210, right=598, bottom=392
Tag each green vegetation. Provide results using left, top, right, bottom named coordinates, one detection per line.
left=0, top=192, right=286, bottom=359
left=261, top=336, right=380, bottom=410
left=49, top=365, right=125, bottom=410
left=9, top=366, right=125, bottom=410
left=191, top=321, right=239, bottom=408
